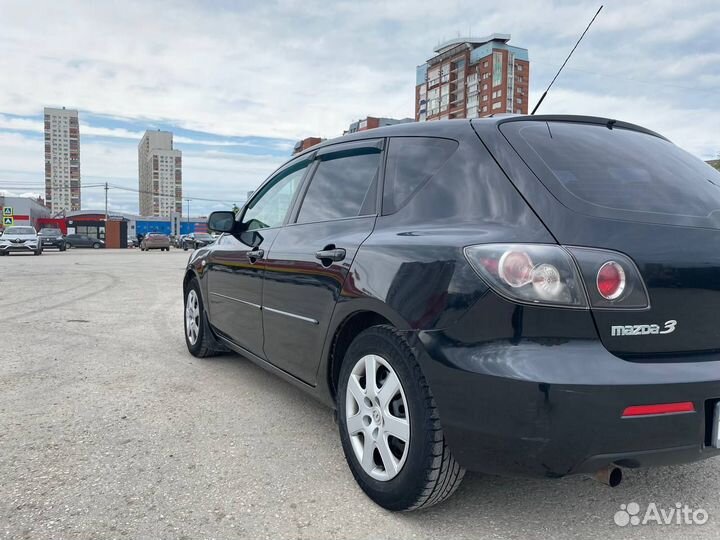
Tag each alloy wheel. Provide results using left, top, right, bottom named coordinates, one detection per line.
left=345, top=354, right=410, bottom=481
left=185, top=289, right=200, bottom=345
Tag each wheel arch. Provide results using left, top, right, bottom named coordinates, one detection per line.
left=183, top=267, right=201, bottom=294
left=324, top=301, right=410, bottom=404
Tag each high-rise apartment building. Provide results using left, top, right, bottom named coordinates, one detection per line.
left=44, top=107, right=81, bottom=213
left=415, top=34, right=529, bottom=121
left=138, top=130, right=182, bottom=217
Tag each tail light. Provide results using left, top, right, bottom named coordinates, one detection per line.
left=465, top=244, right=649, bottom=310
left=566, top=247, right=649, bottom=309
left=464, top=244, right=587, bottom=308
left=596, top=261, right=625, bottom=300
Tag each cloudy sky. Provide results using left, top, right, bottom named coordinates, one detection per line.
left=0, top=0, right=718, bottom=215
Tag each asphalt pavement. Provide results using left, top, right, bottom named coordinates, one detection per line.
left=1, top=249, right=719, bottom=539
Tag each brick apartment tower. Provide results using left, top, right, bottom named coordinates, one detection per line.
left=415, top=34, right=529, bottom=121
left=44, top=107, right=81, bottom=213
left=138, top=130, right=182, bottom=217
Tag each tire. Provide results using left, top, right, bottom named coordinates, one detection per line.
left=92, top=243, right=101, bottom=249
left=184, top=278, right=227, bottom=357
left=60, top=245, right=66, bottom=252
left=337, top=325, right=465, bottom=511
left=65, top=243, right=72, bottom=249
left=183, top=244, right=189, bottom=251
left=34, top=249, right=42, bottom=256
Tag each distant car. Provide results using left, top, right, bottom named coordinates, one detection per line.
left=65, top=234, right=105, bottom=249
left=127, top=236, right=139, bottom=248
left=141, top=233, right=170, bottom=251
left=171, top=235, right=185, bottom=248
left=182, top=233, right=214, bottom=251
left=0, top=226, right=42, bottom=255
left=38, top=228, right=67, bottom=251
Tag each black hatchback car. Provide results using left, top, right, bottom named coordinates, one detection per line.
left=183, top=116, right=720, bottom=511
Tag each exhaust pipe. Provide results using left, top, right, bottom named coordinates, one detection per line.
left=594, top=466, right=622, bottom=487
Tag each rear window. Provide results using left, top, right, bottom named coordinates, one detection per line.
left=501, top=121, right=720, bottom=228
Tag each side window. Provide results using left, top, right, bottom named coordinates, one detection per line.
left=382, top=137, right=458, bottom=214
left=296, top=149, right=381, bottom=224
left=243, top=162, right=309, bottom=230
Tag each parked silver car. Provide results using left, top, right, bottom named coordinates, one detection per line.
left=0, top=226, right=43, bottom=256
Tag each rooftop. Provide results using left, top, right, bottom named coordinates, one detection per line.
left=433, top=33, right=511, bottom=55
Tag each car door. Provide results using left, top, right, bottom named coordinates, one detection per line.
left=261, top=139, right=383, bottom=384
left=206, top=156, right=312, bottom=357
left=69, top=234, right=84, bottom=246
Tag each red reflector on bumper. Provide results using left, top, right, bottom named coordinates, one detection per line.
left=622, top=402, right=695, bottom=417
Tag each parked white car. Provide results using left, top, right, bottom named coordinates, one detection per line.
left=0, top=226, right=43, bottom=256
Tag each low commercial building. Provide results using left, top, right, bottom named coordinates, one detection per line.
left=0, top=195, right=50, bottom=231
left=35, top=210, right=208, bottom=247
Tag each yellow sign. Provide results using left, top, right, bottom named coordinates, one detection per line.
left=2, top=207, right=13, bottom=216
left=2, top=216, right=13, bottom=226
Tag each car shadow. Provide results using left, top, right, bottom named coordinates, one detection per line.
left=200, top=351, right=720, bottom=537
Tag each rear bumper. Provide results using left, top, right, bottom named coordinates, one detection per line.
left=41, top=240, right=64, bottom=249
left=413, top=331, right=720, bottom=478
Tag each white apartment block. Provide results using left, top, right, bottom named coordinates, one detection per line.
left=138, top=130, right=182, bottom=217
left=44, top=107, right=81, bottom=213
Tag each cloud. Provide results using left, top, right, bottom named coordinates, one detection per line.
left=1, top=0, right=719, bottom=215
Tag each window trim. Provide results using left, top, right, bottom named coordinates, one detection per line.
left=287, top=139, right=386, bottom=226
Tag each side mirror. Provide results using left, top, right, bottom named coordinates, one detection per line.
left=207, top=211, right=236, bottom=233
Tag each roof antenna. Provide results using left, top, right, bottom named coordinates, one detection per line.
left=531, top=5, right=603, bottom=115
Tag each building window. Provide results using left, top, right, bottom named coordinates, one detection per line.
left=492, top=101, right=502, bottom=110
left=493, top=52, right=503, bottom=87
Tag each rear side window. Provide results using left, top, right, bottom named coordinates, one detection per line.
left=502, top=121, right=720, bottom=228
left=296, top=150, right=381, bottom=224
left=382, top=137, right=458, bottom=214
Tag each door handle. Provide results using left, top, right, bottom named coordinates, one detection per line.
left=315, top=248, right=346, bottom=263
left=248, top=248, right=264, bottom=262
